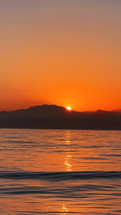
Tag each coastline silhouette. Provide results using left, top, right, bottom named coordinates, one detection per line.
left=0, top=104, right=121, bottom=130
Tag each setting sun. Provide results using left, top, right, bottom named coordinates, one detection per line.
left=66, top=106, right=72, bottom=111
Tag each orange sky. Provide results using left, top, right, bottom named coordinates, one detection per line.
left=0, top=0, right=121, bottom=111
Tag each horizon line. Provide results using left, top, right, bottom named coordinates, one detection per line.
left=0, top=104, right=121, bottom=113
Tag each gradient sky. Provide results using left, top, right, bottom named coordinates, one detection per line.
left=0, top=0, right=121, bottom=111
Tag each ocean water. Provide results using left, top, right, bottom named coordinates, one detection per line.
left=0, top=129, right=121, bottom=215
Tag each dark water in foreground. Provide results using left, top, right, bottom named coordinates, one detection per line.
left=0, top=129, right=121, bottom=214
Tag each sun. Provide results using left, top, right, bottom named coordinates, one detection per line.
left=66, top=106, right=72, bottom=111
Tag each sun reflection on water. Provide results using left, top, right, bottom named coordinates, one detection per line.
left=64, top=154, right=72, bottom=172
left=64, top=131, right=73, bottom=172
left=61, top=204, right=69, bottom=214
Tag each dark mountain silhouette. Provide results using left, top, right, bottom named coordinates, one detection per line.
left=0, top=104, right=121, bottom=130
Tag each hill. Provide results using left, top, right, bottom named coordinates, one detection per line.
left=0, top=105, right=121, bottom=130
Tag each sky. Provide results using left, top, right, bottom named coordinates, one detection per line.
left=0, top=0, right=121, bottom=111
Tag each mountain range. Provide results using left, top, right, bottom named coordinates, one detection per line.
left=0, top=104, right=121, bottom=130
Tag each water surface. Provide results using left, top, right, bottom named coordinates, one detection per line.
left=0, top=129, right=121, bottom=214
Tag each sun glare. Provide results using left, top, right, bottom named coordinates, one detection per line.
left=66, top=106, right=72, bottom=111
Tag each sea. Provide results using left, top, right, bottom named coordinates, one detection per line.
left=0, top=129, right=121, bottom=215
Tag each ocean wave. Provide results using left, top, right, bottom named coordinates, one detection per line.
left=0, top=171, right=121, bottom=181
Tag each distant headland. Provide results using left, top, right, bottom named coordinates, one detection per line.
left=0, top=104, right=121, bottom=130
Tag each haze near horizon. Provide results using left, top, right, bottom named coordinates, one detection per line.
left=0, top=0, right=121, bottom=111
